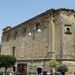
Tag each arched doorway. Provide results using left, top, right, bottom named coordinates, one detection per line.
left=37, top=67, right=42, bottom=75
left=17, top=63, right=27, bottom=75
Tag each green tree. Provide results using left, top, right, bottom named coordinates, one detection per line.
left=49, top=59, right=58, bottom=74
left=0, top=55, right=16, bottom=72
left=57, top=64, right=68, bottom=75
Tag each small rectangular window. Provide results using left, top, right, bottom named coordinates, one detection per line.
left=7, top=34, right=10, bottom=41
left=22, top=27, right=26, bottom=36
left=64, top=24, right=72, bottom=34
left=12, top=47, right=15, bottom=56
left=14, top=31, right=17, bottom=40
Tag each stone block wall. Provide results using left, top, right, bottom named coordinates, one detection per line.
left=1, top=9, right=75, bottom=75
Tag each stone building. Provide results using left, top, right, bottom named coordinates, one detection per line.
left=1, top=8, right=75, bottom=75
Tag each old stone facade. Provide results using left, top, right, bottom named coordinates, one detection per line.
left=1, top=8, right=75, bottom=75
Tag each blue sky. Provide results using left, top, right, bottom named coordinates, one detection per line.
left=0, top=0, right=75, bottom=42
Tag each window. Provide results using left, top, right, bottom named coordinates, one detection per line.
left=14, top=31, right=17, bottom=40
left=65, top=27, right=72, bottom=34
left=65, top=26, right=72, bottom=34
left=66, top=28, right=70, bottom=32
left=7, top=34, right=10, bottom=41
left=32, top=22, right=42, bottom=31
left=32, top=24, right=38, bottom=31
left=12, top=47, right=15, bottom=56
left=22, top=27, right=26, bottom=36
left=36, top=22, right=42, bottom=30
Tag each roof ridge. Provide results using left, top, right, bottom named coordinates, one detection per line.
left=6, top=8, right=75, bottom=30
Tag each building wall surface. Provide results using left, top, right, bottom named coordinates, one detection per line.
left=1, top=9, right=75, bottom=75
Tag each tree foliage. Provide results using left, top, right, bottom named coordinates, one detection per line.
left=49, top=59, right=58, bottom=69
left=0, top=55, right=16, bottom=68
left=57, top=64, right=68, bottom=72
